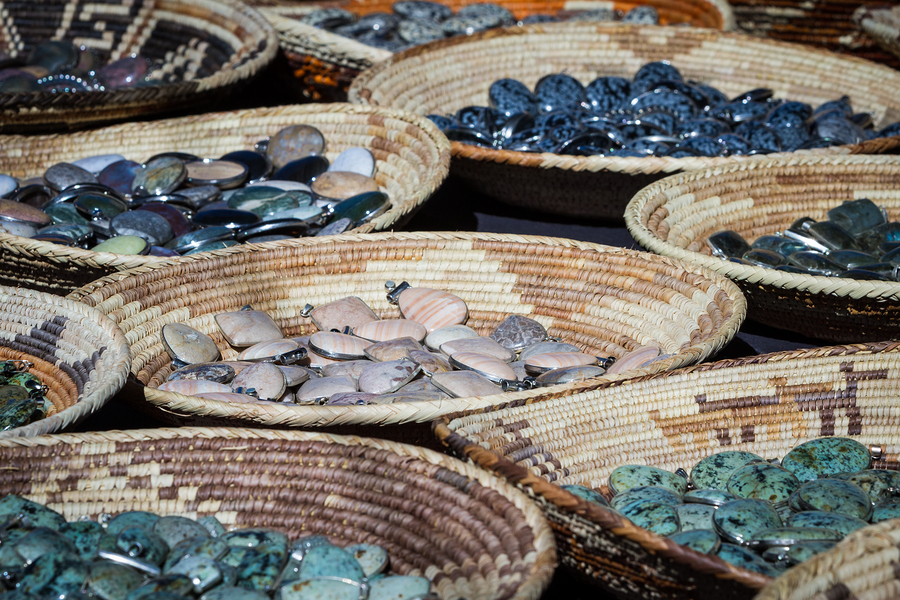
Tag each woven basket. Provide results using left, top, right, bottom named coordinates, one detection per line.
left=0, top=427, right=556, bottom=600
left=0, top=0, right=278, bottom=134
left=256, top=0, right=735, bottom=103
left=755, top=517, right=900, bottom=600
left=0, top=104, right=450, bottom=296
left=624, top=154, right=900, bottom=343
left=348, top=23, right=900, bottom=221
left=0, top=286, right=130, bottom=440
left=433, top=340, right=900, bottom=600
left=854, top=5, right=900, bottom=62
left=65, top=231, right=745, bottom=445
left=731, top=0, right=900, bottom=71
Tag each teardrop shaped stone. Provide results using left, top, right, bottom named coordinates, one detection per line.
left=398, top=287, right=468, bottom=332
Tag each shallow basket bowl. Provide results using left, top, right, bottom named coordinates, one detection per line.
left=65, top=231, right=746, bottom=446
left=348, top=23, right=900, bottom=221
left=433, top=340, right=900, bottom=600
left=0, top=427, right=556, bottom=600
left=624, top=154, right=900, bottom=343
left=256, top=0, right=734, bottom=102
left=0, top=103, right=450, bottom=296
left=0, top=0, right=278, bottom=134
left=854, top=5, right=900, bottom=62
left=0, top=286, right=130, bottom=439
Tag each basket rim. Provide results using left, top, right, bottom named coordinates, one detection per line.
left=623, top=153, right=900, bottom=301
left=432, top=339, right=900, bottom=591
left=0, top=425, right=558, bottom=600
left=348, top=22, right=900, bottom=174
left=0, top=286, right=131, bottom=440
left=65, top=230, right=747, bottom=428
left=0, top=103, right=450, bottom=269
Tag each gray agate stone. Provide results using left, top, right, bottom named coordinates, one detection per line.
left=713, top=499, right=782, bottom=545
left=489, top=314, right=547, bottom=351
left=782, top=437, right=871, bottom=482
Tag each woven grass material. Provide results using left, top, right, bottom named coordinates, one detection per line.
left=433, top=340, right=900, bottom=600
left=64, top=231, right=745, bottom=437
left=0, top=0, right=277, bottom=134
left=854, top=5, right=900, bottom=62
left=348, top=23, right=900, bottom=220
left=755, top=517, right=900, bottom=600
left=0, top=427, right=556, bottom=600
left=0, top=104, right=449, bottom=296
left=0, top=286, right=130, bottom=440
left=624, top=154, right=900, bottom=343
left=257, top=0, right=734, bottom=102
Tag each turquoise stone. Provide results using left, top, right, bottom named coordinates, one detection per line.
left=716, top=543, right=781, bottom=576
left=608, top=465, right=687, bottom=495
left=235, top=546, right=283, bottom=592
left=674, top=504, right=716, bottom=532
left=327, top=191, right=388, bottom=224
left=727, top=463, right=800, bottom=505
left=618, top=501, right=681, bottom=536
left=787, top=510, right=869, bottom=537
left=872, top=497, right=900, bottom=523
left=667, top=529, right=720, bottom=555
left=132, top=157, right=186, bottom=196
left=222, top=529, right=288, bottom=555
left=17, top=548, right=88, bottom=599
left=343, top=544, right=388, bottom=577
left=201, top=586, right=269, bottom=600
left=117, top=527, right=169, bottom=566
left=789, top=479, right=873, bottom=520
left=168, top=556, right=235, bottom=593
left=45, top=202, right=91, bottom=226
left=296, top=545, right=365, bottom=583
left=88, top=559, right=147, bottom=600
left=163, top=536, right=229, bottom=571
left=14, top=527, right=79, bottom=564
left=827, top=198, right=886, bottom=237
left=0, top=495, right=66, bottom=530
left=276, top=578, right=360, bottom=600
left=748, top=526, right=841, bottom=549
left=782, top=437, right=871, bottom=482
left=832, top=469, right=900, bottom=503
left=368, top=575, right=431, bottom=600
left=683, top=489, right=738, bottom=507
left=106, top=511, right=161, bottom=535
left=153, top=516, right=209, bottom=549
left=563, top=484, right=611, bottom=507
left=198, top=516, right=227, bottom=538
left=713, top=499, right=782, bottom=545
left=761, top=541, right=836, bottom=566
left=690, top=451, right=763, bottom=491
left=610, top=486, right=680, bottom=510
left=126, top=574, right=195, bottom=600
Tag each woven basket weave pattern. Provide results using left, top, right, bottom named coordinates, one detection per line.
left=348, top=24, right=900, bottom=220
left=854, top=5, right=900, bottom=63
left=434, top=340, right=900, bottom=599
left=624, top=154, right=900, bottom=343
left=0, top=427, right=556, bottom=600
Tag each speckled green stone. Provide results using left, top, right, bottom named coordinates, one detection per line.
left=169, top=556, right=235, bottom=594
left=788, top=511, right=869, bottom=537
left=789, top=479, right=873, bottom=520
left=107, top=511, right=161, bottom=535
left=117, top=527, right=170, bottom=566
left=200, top=586, right=269, bottom=600
left=683, top=489, right=738, bottom=507
left=222, top=529, right=288, bottom=555
left=227, top=187, right=286, bottom=213
left=14, top=526, right=79, bottom=564
left=727, top=462, right=800, bottom=505
left=88, top=559, right=147, bottom=600
left=368, top=575, right=431, bottom=600
left=608, top=465, right=687, bottom=495
left=153, top=516, right=209, bottom=549
left=0, top=495, right=66, bottom=530
left=343, top=544, right=388, bottom=577
left=668, top=529, right=720, bottom=555
left=618, top=501, right=681, bottom=536
left=716, top=543, right=782, bottom=577
left=233, top=191, right=313, bottom=219
left=833, top=470, right=900, bottom=504
left=17, top=548, right=88, bottom=598
left=296, top=544, right=365, bottom=583
left=164, top=536, right=229, bottom=571
left=235, top=546, right=282, bottom=592
left=563, top=484, right=610, bottom=507
left=782, top=437, right=871, bottom=483
left=690, top=451, right=763, bottom=491
left=872, top=497, right=900, bottom=523
left=221, top=547, right=252, bottom=569
left=674, top=504, right=716, bottom=532
left=610, top=486, right=680, bottom=510
left=277, top=578, right=360, bottom=600
left=198, top=516, right=227, bottom=538
left=748, top=526, right=841, bottom=549
left=761, top=541, right=837, bottom=566
left=714, top=499, right=782, bottom=545
left=126, top=574, right=195, bottom=600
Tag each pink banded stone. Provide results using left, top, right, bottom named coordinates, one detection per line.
left=407, top=349, right=452, bottom=375
left=214, top=310, right=284, bottom=347
left=296, top=376, right=357, bottom=403
left=430, top=371, right=501, bottom=398
left=606, top=346, right=663, bottom=375
left=196, top=392, right=265, bottom=404
left=440, top=337, right=515, bottom=362
left=357, top=359, right=420, bottom=394
left=230, top=362, right=286, bottom=401
left=238, top=339, right=300, bottom=361
left=158, top=380, right=232, bottom=395
left=354, top=319, right=427, bottom=343
left=524, top=352, right=598, bottom=374
left=397, top=287, right=468, bottom=332
left=309, top=332, right=369, bottom=360
left=364, top=337, right=423, bottom=362
left=449, top=351, right=516, bottom=383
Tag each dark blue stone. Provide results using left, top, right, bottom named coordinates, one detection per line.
left=711, top=101, right=769, bottom=124
left=498, top=113, right=535, bottom=141
left=548, top=123, right=585, bottom=143
left=632, top=89, right=697, bottom=120
left=192, top=209, right=260, bottom=229
left=814, top=117, right=866, bottom=145
left=427, top=114, right=455, bottom=130
left=626, top=137, right=674, bottom=155
left=849, top=113, right=873, bottom=129
left=717, top=133, right=752, bottom=155
left=489, top=78, right=536, bottom=116
left=455, top=105, right=506, bottom=134
left=666, top=148, right=701, bottom=158
left=731, top=88, right=774, bottom=103
left=815, top=96, right=852, bottom=116
left=652, top=80, right=710, bottom=110
left=676, top=118, right=729, bottom=140
left=534, top=74, right=587, bottom=113
left=878, top=122, right=900, bottom=138
left=393, top=0, right=452, bottom=22
left=677, top=136, right=725, bottom=157
left=632, top=62, right=682, bottom=92
left=273, top=156, right=329, bottom=184
left=692, top=82, right=729, bottom=107
left=635, top=110, right=678, bottom=135
left=98, top=160, right=142, bottom=197
left=585, top=76, right=631, bottom=114
left=775, top=126, right=813, bottom=151
left=556, top=130, right=624, bottom=155
left=734, top=123, right=782, bottom=153
left=534, top=110, right=582, bottom=130
left=220, top=151, right=273, bottom=183
left=444, top=126, right=494, bottom=146
left=765, top=101, right=813, bottom=129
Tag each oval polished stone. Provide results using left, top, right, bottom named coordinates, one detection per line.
left=309, top=296, right=379, bottom=332
left=424, top=324, right=480, bottom=351
left=716, top=543, right=781, bottom=577
left=230, top=363, right=286, bottom=401
left=789, top=478, right=873, bottom=520
left=368, top=576, right=431, bottom=600
left=266, top=125, right=326, bottom=170
left=609, top=465, right=687, bottom=496
left=88, top=558, right=146, bottom=600
left=309, top=332, right=369, bottom=360
left=691, top=450, right=764, bottom=491
left=195, top=392, right=260, bottom=404
left=132, top=157, right=186, bottom=196
left=344, top=543, right=388, bottom=577
left=611, top=485, right=681, bottom=510
left=787, top=510, right=869, bottom=537
left=327, top=191, right=388, bottom=224
left=357, top=359, right=420, bottom=394
left=278, top=579, right=360, bottom=600
left=167, top=363, right=236, bottom=384
left=562, top=484, right=610, bottom=507
left=489, top=314, right=547, bottom=351
left=536, top=364, right=607, bottom=386
left=186, top=159, right=248, bottom=189
left=833, top=469, right=900, bottom=503
left=364, top=337, right=423, bottom=362
left=440, top=337, right=515, bottom=362
left=98, top=56, right=149, bottom=89
left=328, top=147, right=375, bottom=177
left=153, top=516, right=209, bottom=549
left=618, top=500, right=680, bottom=536
left=0, top=198, right=52, bottom=226
left=215, top=311, right=283, bottom=347
left=524, top=352, right=598, bottom=375
left=782, top=437, right=871, bottom=482
left=158, top=380, right=233, bottom=395
left=111, top=210, right=173, bottom=245
left=311, top=172, right=380, bottom=201
left=72, top=154, right=126, bottom=175
left=296, top=376, right=356, bottom=403
left=430, top=370, right=501, bottom=398
left=406, top=349, right=452, bottom=375
left=193, top=208, right=260, bottom=229
left=98, top=160, right=142, bottom=197
left=605, top=346, right=663, bottom=375
left=714, top=499, right=782, bottom=545
left=273, top=156, right=329, bottom=185
left=220, top=151, right=273, bottom=183
left=325, top=391, right=378, bottom=405
left=683, top=489, right=739, bottom=508
left=449, top=351, right=517, bottom=383
left=872, top=497, right=900, bottom=523
left=162, top=323, right=220, bottom=364
left=518, top=341, right=583, bottom=361
left=728, top=462, right=800, bottom=505
left=237, top=339, right=300, bottom=361
left=319, top=360, right=372, bottom=382
left=675, top=504, right=717, bottom=532
left=761, top=541, right=836, bottom=567
left=135, top=203, right=191, bottom=238
left=668, top=529, right=720, bottom=554
left=354, top=319, right=427, bottom=343
left=44, top=162, right=97, bottom=191
left=748, top=526, right=841, bottom=549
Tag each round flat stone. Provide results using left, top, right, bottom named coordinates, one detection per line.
left=761, top=541, right=836, bottom=567
left=782, top=437, right=871, bottom=483
left=714, top=499, right=783, bottom=545
left=266, top=125, right=326, bottom=170
left=220, top=151, right=273, bottom=183
left=357, top=359, right=420, bottom=394
left=296, top=377, right=357, bottom=403
left=237, top=339, right=300, bottom=361
left=749, top=526, right=841, bottom=550
left=536, top=364, right=607, bottom=386
left=136, top=203, right=191, bottom=238
left=328, top=147, right=375, bottom=177
left=430, top=371, right=501, bottom=398
left=158, top=379, right=233, bottom=395
left=92, top=235, right=148, bottom=255
left=230, top=362, right=286, bottom=401
left=111, top=210, right=174, bottom=245
left=424, top=325, right=480, bottom=352
left=309, top=332, right=369, bottom=360
left=489, top=314, right=547, bottom=351
left=132, top=157, right=186, bottom=196
left=608, top=465, right=687, bottom=495
left=728, top=462, right=800, bottom=505
left=789, top=478, right=873, bottom=520
left=562, top=484, right=610, bottom=507
left=274, top=156, right=329, bottom=184
left=618, top=500, right=680, bottom=536
left=449, top=351, right=517, bottom=383
left=691, top=451, right=764, bottom=491
left=320, top=360, right=372, bottom=382
left=518, top=341, right=583, bottom=361
left=611, top=485, right=681, bottom=510
left=185, top=159, right=248, bottom=189
left=45, top=162, right=93, bottom=192
left=668, top=529, right=720, bottom=554
left=98, top=160, right=142, bottom=197
left=675, top=504, right=716, bottom=532
left=162, top=323, right=220, bottom=364
left=354, top=319, right=427, bottom=343
left=716, top=543, right=781, bottom=576
left=683, top=489, right=739, bottom=507
left=311, top=172, right=380, bottom=201
left=787, top=510, right=869, bottom=537
left=524, top=352, right=598, bottom=375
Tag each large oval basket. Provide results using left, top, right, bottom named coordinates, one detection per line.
left=66, top=232, right=745, bottom=446
left=0, top=427, right=556, bottom=600
left=433, top=340, right=900, bottom=600
left=348, top=24, right=900, bottom=221
left=624, top=154, right=900, bottom=343
left=0, top=286, right=130, bottom=439
left=257, top=0, right=734, bottom=102
left=0, top=104, right=449, bottom=296
left=0, top=0, right=278, bottom=134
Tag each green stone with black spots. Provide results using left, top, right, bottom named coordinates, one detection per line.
left=690, top=451, right=763, bottom=491
left=675, top=504, right=716, bottom=532
left=833, top=470, right=900, bottom=504
left=782, top=437, right=871, bottom=483
left=0, top=495, right=65, bottom=530
left=220, top=547, right=253, bottom=569
left=164, top=536, right=229, bottom=571
left=117, top=526, right=170, bottom=566
left=668, top=529, right=720, bottom=554
left=788, top=511, right=869, bottom=537
left=0, top=398, right=44, bottom=431
left=276, top=578, right=360, bottom=600
left=0, top=537, right=25, bottom=567
left=727, top=462, right=799, bottom=505
left=748, top=526, right=841, bottom=549
left=683, top=489, right=738, bottom=507
left=88, top=559, right=147, bottom=600
left=610, top=486, right=680, bottom=510
left=105, top=511, right=160, bottom=535
left=296, top=544, right=365, bottom=583
left=716, top=543, right=782, bottom=576
left=200, top=586, right=269, bottom=600
left=761, top=541, right=837, bottom=566
left=235, top=546, right=284, bottom=592
left=125, top=574, right=195, bottom=600
left=14, top=527, right=79, bottom=565
left=17, top=548, right=88, bottom=599
left=872, top=497, right=900, bottom=523
left=198, top=516, right=226, bottom=538
left=608, top=465, right=687, bottom=495
left=789, top=479, right=873, bottom=520
left=562, top=484, right=610, bottom=507
left=153, top=516, right=208, bottom=549
left=221, top=529, right=287, bottom=557
left=168, top=556, right=235, bottom=594
left=714, top=499, right=782, bottom=545
left=618, top=500, right=681, bottom=536
left=0, top=385, right=29, bottom=407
